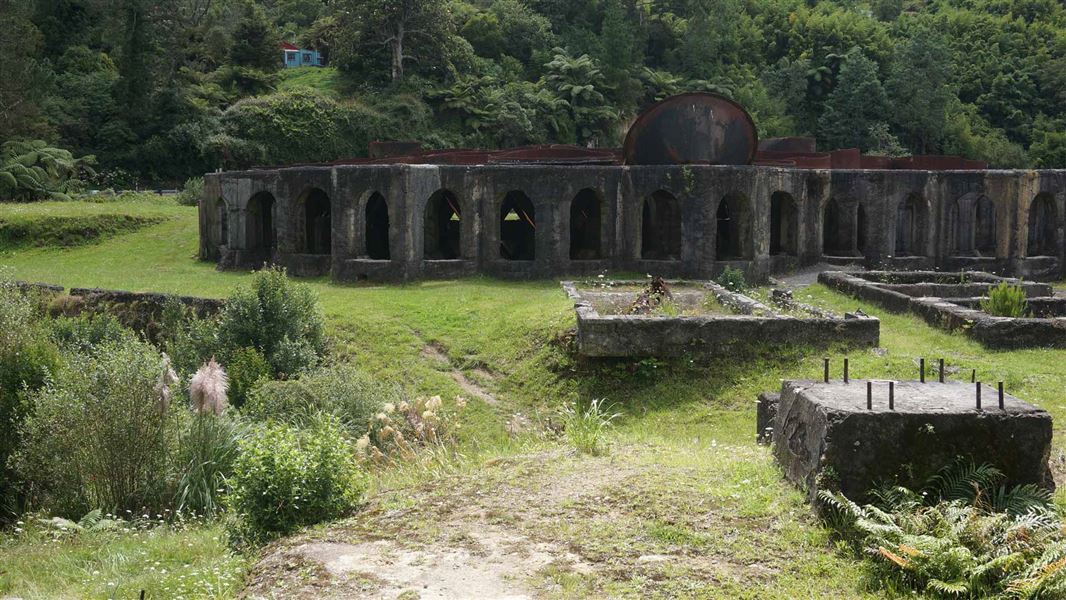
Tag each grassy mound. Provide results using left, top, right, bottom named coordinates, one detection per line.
left=0, top=213, right=167, bottom=249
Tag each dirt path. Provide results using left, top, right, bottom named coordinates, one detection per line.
left=419, top=341, right=499, bottom=406
left=241, top=451, right=632, bottom=599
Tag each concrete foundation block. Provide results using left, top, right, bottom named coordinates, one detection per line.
left=773, top=380, right=1053, bottom=503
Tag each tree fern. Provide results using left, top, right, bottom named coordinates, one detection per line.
left=0, top=140, right=94, bottom=202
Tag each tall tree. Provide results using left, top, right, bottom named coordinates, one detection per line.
left=230, top=2, right=281, bottom=71
left=0, top=0, right=51, bottom=142
left=335, top=0, right=454, bottom=83
left=885, top=25, right=954, bottom=154
left=817, top=52, right=889, bottom=151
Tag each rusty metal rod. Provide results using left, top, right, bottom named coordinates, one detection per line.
left=971, top=369, right=976, bottom=383
left=920, top=358, right=925, bottom=383
left=889, top=381, right=895, bottom=410
left=867, top=381, right=872, bottom=410
left=939, top=358, right=945, bottom=383
left=844, top=358, right=850, bottom=384
left=824, top=357, right=829, bottom=383
left=976, top=382, right=982, bottom=410
left=999, top=381, right=1005, bottom=410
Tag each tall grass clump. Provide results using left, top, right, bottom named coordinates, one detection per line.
left=821, top=460, right=1066, bottom=598
left=562, top=398, right=620, bottom=456
left=218, top=267, right=326, bottom=378
left=229, top=416, right=363, bottom=543
left=980, top=282, right=1028, bottom=317
left=0, top=276, right=62, bottom=519
left=15, top=337, right=182, bottom=517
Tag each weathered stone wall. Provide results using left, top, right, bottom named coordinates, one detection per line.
left=564, top=280, right=879, bottom=357
left=200, top=164, right=1066, bottom=282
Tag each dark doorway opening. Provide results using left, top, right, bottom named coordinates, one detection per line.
left=366, top=193, right=390, bottom=260
left=246, top=192, right=276, bottom=256
left=216, top=199, right=228, bottom=247
left=303, top=188, right=331, bottom=254
left=424, top=190, right=462, bottom=260
left=641, top=190, right=681, bottom=260
left=895, top=194, right=924, bottom=256
left=822, top=199, right=849, bottom=255
left=770, top=192, right=798, bottom=256
left=1027, top=193, right=1058, bottom=257
left=570, top=188, right=602, bottom=260
left=716, top=193, right=750, bottom=259
left=500, top=191, right=535, bottom=260
left=856, top=204, right=867, bottom=254
left=975, top=196, right=996, bottom=256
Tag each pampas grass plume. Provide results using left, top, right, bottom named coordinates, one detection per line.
left=190, top=358, right=229, bottom=415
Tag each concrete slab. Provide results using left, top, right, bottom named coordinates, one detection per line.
left=773, top=380, right=1054, bottom=504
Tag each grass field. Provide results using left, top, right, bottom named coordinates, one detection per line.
left=2, top=199, right=1066, bottom=598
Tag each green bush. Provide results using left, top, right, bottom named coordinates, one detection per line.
left=716, top=266, right=748, bottom=292
left=226, top=346, right=271, bottom=408
left=218, top=267, right=326, bottom=377
left=229, top=417, right=363, bottom=542
left=980, top=282, right=1027, bottom=318
left=15, top=337, right=182, bottom=517
left=158, top=300, right=221, bottom=379
left=0, top=277, right=61, bottom=519
left=243, top=364, right=396, bottom=436
left=49, top=313, right=131, bottom=353
left=175, top=176, right=204, bottom=206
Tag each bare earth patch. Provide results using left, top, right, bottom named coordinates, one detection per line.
left=419, top=341, right=499, bottom=405
left=241, top=445, right=867, bottom=598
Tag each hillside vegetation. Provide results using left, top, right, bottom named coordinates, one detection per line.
left=3, top=0, right=1065, bottom=193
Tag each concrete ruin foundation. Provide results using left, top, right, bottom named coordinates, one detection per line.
left=770, top=380, right=1053, bottom=503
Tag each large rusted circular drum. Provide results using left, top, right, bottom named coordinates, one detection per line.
left=623, top=93, right=758, bottom=166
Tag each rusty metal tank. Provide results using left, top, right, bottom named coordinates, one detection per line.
left=623, top=93, right=758, bottom=166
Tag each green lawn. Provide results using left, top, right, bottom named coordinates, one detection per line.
left=275, top=66, right=346, bottom=98
left=3, top=200, right=1066, bottom=598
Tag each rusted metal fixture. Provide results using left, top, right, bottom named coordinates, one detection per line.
left=622, top=92, right=758, bottom=166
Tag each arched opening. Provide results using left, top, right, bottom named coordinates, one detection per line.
left=975, top=196, right=997, bottom=256
left=1027, top=193, right=1057, bottom=257
left=856, top=204, right=867, bottom=254
left=215, top=198, right=228, bottom=247
left=641, top=190, right=681, bottom=260
left=500, top=191, right=535, bottom=261
left=716, top=193, right=750, bottom=260
left=569, top=188, right=602, bottom=260
left=894, top=194, right=925, bottom=257
left=769, top=192, right=798, bottom=256
left=424, top=189, right=461, bottom=260
left=246, top=191, right=276, bottom=255
left=365, top=193, right=390, bottom=260
left=302, top=188, right=331, bottom=255
left=822, top=198, right=849, bottom=255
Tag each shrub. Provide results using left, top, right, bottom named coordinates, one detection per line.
left=980, top=282, right=1027, bottom=318
left=561, top=398, right=620, bottom=456
left=0, top=277, right=61, bottom=519
left=821, top=460, right=1066, bottom=597
left=0, top=140, right=95, bottom=202
left=49, top=313, right=131, bottom=353
left=716, top=266, right=748, bottom=292
left=15, top=337, right=182, bottom=517
left=244, top=363, right=398, bottom=436
left=225, top=347, right=271, bottom=408
left=218, top=267, right=326, bottom=378
left=176, top=176, right=204, bottom=206
left=158, top=300, right=221, bottom=378
left=229, top=417, right=363, bottom=541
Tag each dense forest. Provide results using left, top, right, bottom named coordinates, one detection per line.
left=2, top=0, right=1065, bottom=190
